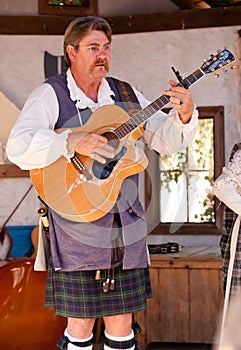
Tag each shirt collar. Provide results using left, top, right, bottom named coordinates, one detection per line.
left=66, top=69, right=115, bottom=111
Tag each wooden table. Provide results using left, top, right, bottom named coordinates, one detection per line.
left=135, top=246, right=224, bottom=349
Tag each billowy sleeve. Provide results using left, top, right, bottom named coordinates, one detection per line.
left=6, top=84, right=72, bottom=170
left=213, top=149, right=241, bottom=215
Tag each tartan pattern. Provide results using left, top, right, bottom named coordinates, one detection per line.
left=220, top=142, right=241, bottom=296
left=56, top=336, right=69, bottom=350
left=57, top=335, right=93, bottom=350
left=104, top=336, right=135, bottom=349
left=45, top=261, right=152, bottom=318
left=132, top=322, right=142, bottom=335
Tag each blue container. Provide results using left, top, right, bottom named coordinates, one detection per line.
left=6, top=225, right=35, bottom=257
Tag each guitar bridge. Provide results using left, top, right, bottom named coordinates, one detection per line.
left=71, top=154, right=93, bottom=180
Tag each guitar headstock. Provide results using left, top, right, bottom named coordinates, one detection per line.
left=201, top=49, right=235, bottom=76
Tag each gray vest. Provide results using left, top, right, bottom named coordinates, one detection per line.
left=45, top=74, right=148, bottom=271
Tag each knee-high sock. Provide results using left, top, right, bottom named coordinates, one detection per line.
left=65, top=329, right=93, bottom=350
left=104, top=330, right=135, bottom=350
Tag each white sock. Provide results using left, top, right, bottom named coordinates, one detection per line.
left=104, top=330, right=135, bottom=350
left=64, top=329, right=93, bottom=350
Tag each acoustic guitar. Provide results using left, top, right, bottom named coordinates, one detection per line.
left=30, top=49, right=235, bottom=222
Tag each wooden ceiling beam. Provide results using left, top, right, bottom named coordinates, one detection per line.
left=170, top=0, right=211, bottom=9
left=172, top=0, right=241, bottom=8
left=0, top=6, right=241, bottom=35
left=109, top=7, right=241, bottom=33
left=205, top=0, right=241, bottom=6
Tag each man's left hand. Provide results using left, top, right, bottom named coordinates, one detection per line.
left=163, top=79, right=195, bottom=124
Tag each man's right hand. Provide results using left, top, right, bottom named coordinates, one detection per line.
left=67, top=131, right=115, bottom=164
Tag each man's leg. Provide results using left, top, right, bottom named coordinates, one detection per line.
left=103, top=313, right=135, bottom=350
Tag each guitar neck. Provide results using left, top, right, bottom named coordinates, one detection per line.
left=115, top=68, right=204, bottom=139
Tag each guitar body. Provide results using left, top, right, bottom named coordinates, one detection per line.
left=30, top=105, right=148, bottom=222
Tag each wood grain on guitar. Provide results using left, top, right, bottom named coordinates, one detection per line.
left=30, top=49, right=235, bottom=222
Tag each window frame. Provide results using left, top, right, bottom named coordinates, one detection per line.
left=145, top=106, right=224, bottom=235
left=38, top=0, right=98, bottom=16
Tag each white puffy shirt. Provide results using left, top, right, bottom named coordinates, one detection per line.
left=6, top=69, right=198, bottom=170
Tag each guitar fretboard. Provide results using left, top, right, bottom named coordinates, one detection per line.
left=114, top=68, right=204, bottom=139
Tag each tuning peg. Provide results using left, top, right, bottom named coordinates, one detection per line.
left=231, top=65, right=235, bottom=69
left=203, top=58, right=207, bottom=62
left=211, top=54, right=217, bottom=61
left=215, top=74, right=220, bottom=78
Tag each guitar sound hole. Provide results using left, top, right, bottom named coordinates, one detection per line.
left=92, top=146, right=127, bottom=180
left=101, top=131, right=120, bottom=150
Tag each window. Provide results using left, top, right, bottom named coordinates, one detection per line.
left=38, top=0, right=98, bottom=16
left=145, top=106, right=224, bottom=235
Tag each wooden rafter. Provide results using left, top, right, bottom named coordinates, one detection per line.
left=0, top=6, right=241, bottom=35
left=170, top=0, right=241, bottom=9
left=170, top=0, right=211, bottom=9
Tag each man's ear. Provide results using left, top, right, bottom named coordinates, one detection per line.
left=66, top=45, right=76, bottom=63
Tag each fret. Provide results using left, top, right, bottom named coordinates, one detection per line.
left=114, top=66, right=211, bottom=139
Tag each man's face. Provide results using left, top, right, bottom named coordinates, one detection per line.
left=67, top=30, right=111, bottom=80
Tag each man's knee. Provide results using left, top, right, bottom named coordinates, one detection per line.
left=104, top=313, right=133, bottom=336
left=67, top=318, right=95, bottom=338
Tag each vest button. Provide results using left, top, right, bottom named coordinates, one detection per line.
left=128, top=208, right=133, bottom=214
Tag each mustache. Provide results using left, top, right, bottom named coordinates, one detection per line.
left=94, top=58, right=109, bottom=69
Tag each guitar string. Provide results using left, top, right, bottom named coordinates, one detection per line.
left=72, top=66, right=217, bottom=161
left=70, top=69, right=204, bottom=163
left=75, top=62, right=227, bottom=149
left=113, top=69, right=203, bottom=140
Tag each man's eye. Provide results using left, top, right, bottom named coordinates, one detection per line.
left=88, top=46, right=98, bottom=52
left=104, top=44, right=111, bottom=52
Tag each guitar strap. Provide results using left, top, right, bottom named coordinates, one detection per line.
left=106, top=77, right=142, bottom=116
left=50, top=74, right=142, bottom=128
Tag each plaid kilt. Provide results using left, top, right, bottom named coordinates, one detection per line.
left=45, top=261, right=152, bottom=318
left=221, top=205, right=241, bottom=296
left=220, top=142, right=241, bottom=296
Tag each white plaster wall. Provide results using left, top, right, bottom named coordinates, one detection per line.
left=0, top=178, right=40, bottom=226
left=0, top=26, right=240, bottom=229
left=0, top=35, right=63, bottom=109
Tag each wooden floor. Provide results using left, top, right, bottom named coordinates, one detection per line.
left=148, top=342, right=212, bottom=349
left=94, top=340, right=213, bottom=350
